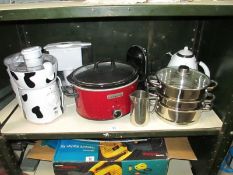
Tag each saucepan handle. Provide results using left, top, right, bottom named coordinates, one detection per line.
left=148, top=92, right=160, bottom=113
left=147, top=75, right=162, bottom=89
left=207, top=80, right=218, bottom=92
left=148, top=92, right=160, bottom=100
left=202, top=93, right=215, bottom=111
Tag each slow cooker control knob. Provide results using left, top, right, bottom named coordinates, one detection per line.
left=113, top=110, right=122, bottom=118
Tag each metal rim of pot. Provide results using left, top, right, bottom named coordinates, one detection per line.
left=156, top=92, right=215, bottom=111
left=67, top=59, right=138, bottom=89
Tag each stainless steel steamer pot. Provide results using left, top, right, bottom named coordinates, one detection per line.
left=155, top=101, right=211, bottom=125
left=148, top=66, right=217, bottom=100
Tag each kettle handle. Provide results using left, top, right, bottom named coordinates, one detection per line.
left=199, top=61, right=210, bottom=77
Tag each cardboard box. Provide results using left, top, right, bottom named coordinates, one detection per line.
left=27, top=141, right=55, bottom=161
left=218, top=145, right=233, bottom=175
left=53, top=137, right=196, bottom=175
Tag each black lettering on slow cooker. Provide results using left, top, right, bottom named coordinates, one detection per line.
left=22, top=94, right=28, bottom=102
left=32, top=106, right=43, bottom=118
left=10, top=71, right=18, bottom=80
left=46, top=73, right=55, bottom=84
left=24, top=72, right=36, bottom=88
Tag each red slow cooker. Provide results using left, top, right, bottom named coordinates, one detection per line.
left=67, top=60, right=138, bottom=120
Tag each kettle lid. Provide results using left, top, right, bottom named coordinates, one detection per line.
left=176, top=46, right=194, bottom=58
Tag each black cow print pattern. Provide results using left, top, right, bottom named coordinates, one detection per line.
left=22, top=94, right=28, bottom=102
left=10, top=71, right=18, bottom=80
left=24, top=72, right=36, bottom=88
left=46, top=73, right=55, bottom=84
left=32, top=106, right=43, bottom=118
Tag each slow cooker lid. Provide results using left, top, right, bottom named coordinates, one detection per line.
left=69, top=61, right=138, bottom=89
left=156, top=66, right=210, bottom=90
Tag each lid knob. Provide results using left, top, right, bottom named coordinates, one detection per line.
left=184, top=46, right=189, bottom=51
left=178, top=65, right=190, bottom=74
left=177, top=46, right=194, bottom=58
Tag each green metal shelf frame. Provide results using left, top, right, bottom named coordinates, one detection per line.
left=0, top=2, right=232, bottom=175
left=1, top=128, right=221, bottom=140
left=0, top=4, right=233, bottom=21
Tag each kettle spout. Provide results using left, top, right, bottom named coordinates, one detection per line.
left=166, top=52, right=173, bottom=57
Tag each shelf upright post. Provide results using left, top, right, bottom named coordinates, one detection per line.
left=208, top=94, right=233, bottom=175
left=0, top=136, right=22, bottom=175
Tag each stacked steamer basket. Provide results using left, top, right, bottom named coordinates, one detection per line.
left=4, top=46, right=63, bottom=124
left=148, top=65, right=217, bottom=125
left=147, top=46, right=217, bottom=125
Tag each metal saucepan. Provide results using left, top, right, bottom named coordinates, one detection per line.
left=148, top=66, right=217, bottom=101
left=155, top=101, right=212, bottom=125
left=156, top=92, right=215, bottom=111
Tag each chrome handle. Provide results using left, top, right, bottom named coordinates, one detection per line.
left=207, top=80, right=218, bottom=91
left=147, top=76, right=162, bottom=88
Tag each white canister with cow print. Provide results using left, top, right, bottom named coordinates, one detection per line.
left=19, top=78, right=63, bottom=124
left=9, top=55, right=58, bottom=90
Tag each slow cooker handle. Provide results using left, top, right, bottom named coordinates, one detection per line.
left=66, top=71, right=75, bottom=85
left=94, top=59, right=116, bottom=71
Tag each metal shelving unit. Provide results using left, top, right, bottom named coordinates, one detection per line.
left=0, top=1, right=233, bottom=175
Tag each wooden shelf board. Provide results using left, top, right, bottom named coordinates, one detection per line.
left=1, top=97, right=223, bottom=139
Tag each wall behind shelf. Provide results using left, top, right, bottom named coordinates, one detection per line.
left=3, top=17, right=198, bottom=66
left=0, top=17, right=199, bottom=108
left=198, top=18, right=233, bottom=121
left=1, top=17, right=233, bottom=112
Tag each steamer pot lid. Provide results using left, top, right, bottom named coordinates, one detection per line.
left=156, top=66, right=210, bottom=90
left=68, top=60, right=138, bottom=89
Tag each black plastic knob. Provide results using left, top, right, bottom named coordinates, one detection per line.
left=113, top=110, right=122, bottom=118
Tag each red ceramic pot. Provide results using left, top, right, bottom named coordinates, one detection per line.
left=68, top=60, right=138, bottom=120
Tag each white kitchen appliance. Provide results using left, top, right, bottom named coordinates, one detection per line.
left=18, top=79, right=63, bottom=124
left=4, top=46, right=63, bottom=124
left=167, top=46, right=210, bottom=77
left=44, top=41, right=92, bottom=87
